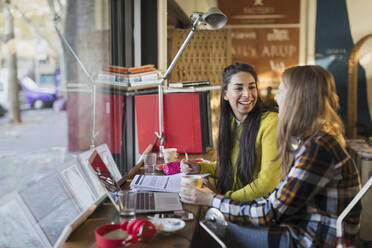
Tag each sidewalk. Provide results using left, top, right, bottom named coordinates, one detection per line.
left=0, top=108, right=68, bottom=154
left=0, top=108, right=69, bottom=196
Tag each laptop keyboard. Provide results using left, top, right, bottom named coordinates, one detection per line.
left=136, top=192, right=155, bottom=210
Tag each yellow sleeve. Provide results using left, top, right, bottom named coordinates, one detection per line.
left=199, top=161, right=216, bottom=175
left=226, top=112, right=281, bottom=202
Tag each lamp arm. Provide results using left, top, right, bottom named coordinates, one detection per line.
left=156, top=16, right=201, bottom=155
left=162, top=16, right=201, bottom=80
left=54, top=24, right=94, bottom=84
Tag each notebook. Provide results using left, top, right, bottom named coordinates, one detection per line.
left=88, top=150, right=182, bottom=213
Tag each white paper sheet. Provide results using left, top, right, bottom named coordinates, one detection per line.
left=130, top=173, right=209, bottom=193
left=130, top=174, right=183, bottom=193
left=60, top=161, right=96, bottom=211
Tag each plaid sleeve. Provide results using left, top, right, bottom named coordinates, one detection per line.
left=211, top=194, right=277, bottom=224
left=211, top=134, right=337, bottom=225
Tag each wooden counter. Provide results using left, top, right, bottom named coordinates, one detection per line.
left=62, top=149, right=216, bottom=248
left=62, top=201, right=201, bottom=248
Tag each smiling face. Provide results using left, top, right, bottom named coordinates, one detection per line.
left=223, top=72, right=258, bottom=122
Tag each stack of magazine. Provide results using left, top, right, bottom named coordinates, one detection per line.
left=95, top=64, right=160, bottom=89
left=0, top=144, right=122, bottom=248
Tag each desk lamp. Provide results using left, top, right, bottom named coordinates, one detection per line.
left=155, top=8, right=227, bottom=157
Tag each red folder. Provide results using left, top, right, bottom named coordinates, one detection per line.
left=135, top=93, right=204, bottom=154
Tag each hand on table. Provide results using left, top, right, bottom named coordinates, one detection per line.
left=180, top=160, right=201, bottom=174
left=179, top=183, right=215, bottom=206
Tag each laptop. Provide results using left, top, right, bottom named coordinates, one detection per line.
left=118, top=191, right=182, bottom=213
left=88, top=149, right=183, bottom=213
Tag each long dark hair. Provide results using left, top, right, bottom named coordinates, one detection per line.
left=216, top=62, right=277, bottom=194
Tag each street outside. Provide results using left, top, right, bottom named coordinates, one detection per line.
left=0, top=108, right=71, bottom=196
left=0, top=108, right=67, bottom=153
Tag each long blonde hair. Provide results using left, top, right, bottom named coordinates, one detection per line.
left=276, top=65, right=345, bottom=176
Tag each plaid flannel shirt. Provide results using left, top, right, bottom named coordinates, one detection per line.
left=211, top=131, right=361, bottom=247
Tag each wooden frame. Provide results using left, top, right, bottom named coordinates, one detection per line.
left=347, top=33, right=372, bottom=138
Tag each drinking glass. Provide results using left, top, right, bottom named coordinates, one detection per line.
left=117, top=190, right=136, bottom=220
left=143, top=153, right=157, bottom=175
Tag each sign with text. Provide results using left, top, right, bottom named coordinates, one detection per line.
left=219, top=0, right=301, bottom=89
left=218, top=0, right=300, bottom=25
left=231, top=27, right=299, bottom=89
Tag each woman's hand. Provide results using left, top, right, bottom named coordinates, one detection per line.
left=179, top=183, right=215, bottom=206
left=180, top=159, right=201, bottom=174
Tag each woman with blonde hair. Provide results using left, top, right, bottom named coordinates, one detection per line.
left=180, top=65, right=361, bottom=247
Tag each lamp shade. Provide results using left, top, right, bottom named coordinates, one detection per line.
left=202, top=8, right=227, bottom=30
left=191, top=8, right=227, bottom=30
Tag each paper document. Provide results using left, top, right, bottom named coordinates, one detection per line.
left=135, top=175, right=169, bottom=189
left=130, top=174, right=182, bottom=193
left=130, top=173, right=210, bottom=193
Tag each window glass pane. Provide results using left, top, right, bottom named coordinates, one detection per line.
left=0, top=1, right=114, bottom=246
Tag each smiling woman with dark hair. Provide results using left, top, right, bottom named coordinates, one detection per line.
left=181, top=62, right=281, bottom=202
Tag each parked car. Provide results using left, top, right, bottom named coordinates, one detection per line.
left=19, top=77, right=56, bottom=109
left=0, top=76, right=56, bottom=111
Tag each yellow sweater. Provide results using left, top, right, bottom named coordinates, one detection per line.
left=200, top=112, right=281, bottom=202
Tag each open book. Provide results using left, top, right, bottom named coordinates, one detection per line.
left=88, top=150, right=121, bottom=211
left=0, top=144, right=123, bottom=248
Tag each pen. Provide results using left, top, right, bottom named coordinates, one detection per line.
left=185, top=150, right=189, bottom=160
